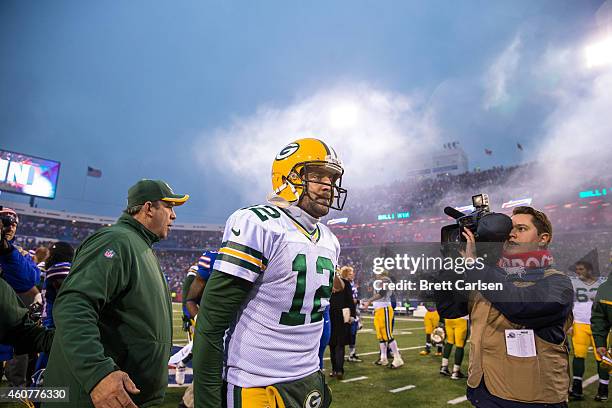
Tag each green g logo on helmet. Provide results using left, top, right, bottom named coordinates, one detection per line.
left=268, top=138, right=347, bottom=211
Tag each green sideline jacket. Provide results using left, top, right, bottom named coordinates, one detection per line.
left=592, top=277, right=612, bottom=349
left=0, top=276, right=54, bottom=353
left=43, top=214, right=173, bottom=407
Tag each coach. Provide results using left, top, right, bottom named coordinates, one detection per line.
left=43, top=180, right=189, bottom=408
left=438, top=206, right=573, bottom=407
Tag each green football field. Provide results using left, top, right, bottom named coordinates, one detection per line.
left=163, top=303, right=604, bottom=408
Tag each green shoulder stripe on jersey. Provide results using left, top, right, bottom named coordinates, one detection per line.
left=217, top=253, right=263, bottom=274
left=221, top=241, right=269, bottom=266
left=279, top=208, right=321, bottom=243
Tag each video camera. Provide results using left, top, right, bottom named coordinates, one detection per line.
left=441, top=193, right=512, bottom=244
left=0, top=205, right=18, bottom=242
left=0, top=206, right=18, bottom=227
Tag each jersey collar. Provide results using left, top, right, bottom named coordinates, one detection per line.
left=281, top=206, right=321, bottom=243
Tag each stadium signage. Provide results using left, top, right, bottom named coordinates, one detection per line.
left=377, top=211, right=410, bottom=221
left=327, top=217, right=349, bottom=225
left=579, top=189, right=607, bottom=198
left=501, top=198, right=533, bottom=209
left=0, top=150, right=60, bottom=199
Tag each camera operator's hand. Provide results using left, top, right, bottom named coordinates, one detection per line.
left=460, top=227, right=477, bottom=262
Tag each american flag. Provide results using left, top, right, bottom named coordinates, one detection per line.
left=87, top=166, right=102, bottom=178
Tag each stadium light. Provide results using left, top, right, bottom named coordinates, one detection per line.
left=585, top=36, right=612, bottom=68
left=329, top=102, right=359, bottom=129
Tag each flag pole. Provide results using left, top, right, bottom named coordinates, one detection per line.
left=81, top=170, right=88, bottom=200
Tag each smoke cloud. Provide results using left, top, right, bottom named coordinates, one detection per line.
left=197, top=83, right=442, bottom=203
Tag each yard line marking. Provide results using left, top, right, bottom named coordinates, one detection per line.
left=584, top=374, right=599, bottom=387
left=341, top=376, right=368, bottom=383
left=389, top=385, right=416, bottom=393
left=447, top=396, right=467, bottom=405
left=361, top=316, right=423, bottom=322
left=324, top=345, right=422, bottom=361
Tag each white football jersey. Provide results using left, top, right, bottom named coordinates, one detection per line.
left=214, top=204, right=340, bottom=387
left=372, top=276, right=393, bottom=309
left=571, top=276, right=607, bottom=324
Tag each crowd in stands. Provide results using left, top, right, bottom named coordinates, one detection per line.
left=5, top=163, right=612, bottom=298
left=15, top=214, right=223, bottom=251
left=334, top=162, right=612, bottom=225
left=330, top=203, right=612, bottom=247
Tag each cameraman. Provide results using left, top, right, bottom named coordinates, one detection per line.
left=0, top=207, right=42, bottom=387
left=438, top=206, right=573, bottom=407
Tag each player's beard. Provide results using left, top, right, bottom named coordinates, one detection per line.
left=299, top=192, right=331, bottom=218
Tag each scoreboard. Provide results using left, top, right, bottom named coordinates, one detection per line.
left=0, top=150, right=60, bottom=199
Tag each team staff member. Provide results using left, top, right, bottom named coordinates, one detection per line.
left=591, top=275, right=612, bottom=402
left=438, top=206, right=573, bottom=407
left=43, top=179, right=189, bottom=408
left=328, top=266, right=357, bottom=379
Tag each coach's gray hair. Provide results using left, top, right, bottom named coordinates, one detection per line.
left=124, top=201, right=160, bottom=216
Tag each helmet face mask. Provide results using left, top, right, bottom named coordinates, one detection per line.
left=298, top=162, right=347, bottom=211
left=270, top=138, right=348, bottom=211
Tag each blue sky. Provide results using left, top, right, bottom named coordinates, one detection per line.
left=0, top=0, right=608, bottom=222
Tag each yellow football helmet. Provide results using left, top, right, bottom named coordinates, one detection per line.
left=431, top=326, right=446, bottom=344
left=269, top=138, right=347, bottom=210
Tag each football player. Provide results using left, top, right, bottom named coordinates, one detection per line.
left=181, top=264, right=199, bottom=341
left=569, top=261, right=609, bottom=401
left=363, top=270, right=404, bottom=369
left=176, top=251, right=218, bottom=408
left=34, top=242, right=74, bottom=377
left=185, top=251, right=218, bottom=321
left=193, top=138, right=346, bottom=408
left=419, top=302, right=443, bottom=356
left=439, top=316, right=468, bottom=379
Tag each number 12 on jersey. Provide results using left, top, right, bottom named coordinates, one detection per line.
left=280, top=254, right=334, bottom=326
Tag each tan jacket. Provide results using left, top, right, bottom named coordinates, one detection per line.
left=467, top=288, right=572, bottom=404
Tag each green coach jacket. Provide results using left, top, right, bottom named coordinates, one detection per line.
left=592, top=278, right=612, bottom=349
left=43, top=214, right=173, bottom=407
left=0, top=276, right=54, bottom=353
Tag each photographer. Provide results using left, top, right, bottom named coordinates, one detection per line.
left=438, top=206, right=573, bottom=407
left=0, top=208, right=41, bottom=302
left=0, top=213, right=53, bottom=380
left=0, top=207, right=42, bottom=387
